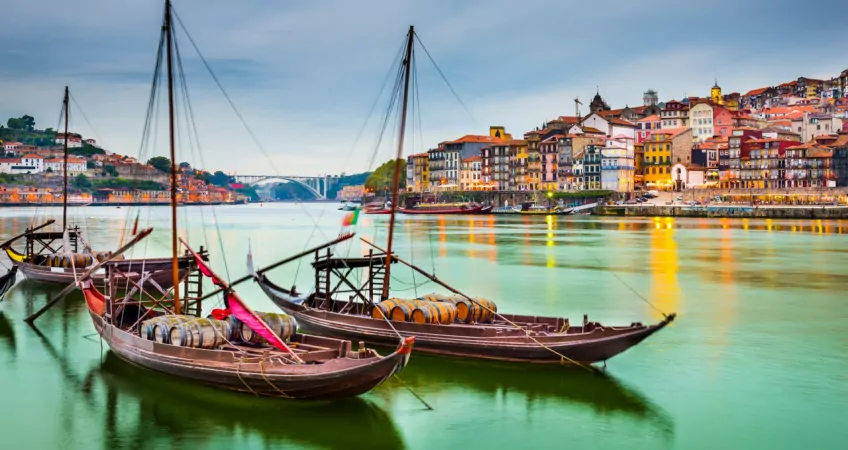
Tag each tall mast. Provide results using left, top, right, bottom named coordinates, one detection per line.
left=164, top=0, right=180, bottom=313
left=62, top=86, right=69, bottom=231
left=381, top=26, right=414, bottom=300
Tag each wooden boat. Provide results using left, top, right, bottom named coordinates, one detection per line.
left=85, top=281, right=413, bottom=399
left=255, top=255, right=674, bottom=364
left=3, top=225, right=189, bottom=289
left=76, top=0, right=414, bottom=401
left=400, top=202, right=487, bottom=215
left=254, top=26, right=675, bottom=366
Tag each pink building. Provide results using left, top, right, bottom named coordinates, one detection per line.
left=713, top=106, right=733, bottom=138
left=636, top=115, right=661, bottom=143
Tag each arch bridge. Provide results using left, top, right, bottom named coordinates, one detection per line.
left=233, top=174, right=331, bottom=200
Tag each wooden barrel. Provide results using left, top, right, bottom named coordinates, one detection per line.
left=474, top=297, right=498, bottom=323
left=411, top=301, right=457, bottom=324
left=71, top=253, right=94, bottom=267
left=410, top=302, right=438, bottom=324
left=371, top=298, right=407, bottom=319
left=440, top=295, right=476, bottom=323
left=236, top=312, right=297, bottom=345
left=140, top=315, right=193, bottom=343
left=169, top=318, right=231, bottom=349
left=390, top=301, right=416, bottom=322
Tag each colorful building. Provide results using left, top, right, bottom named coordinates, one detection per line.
left=460, top=156, right=483, bottom=190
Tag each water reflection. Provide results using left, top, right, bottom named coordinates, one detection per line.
left=648, top=219, right=681, bottom=319
left=396, top=354, right=674, bottom=438
left=0, top=312, right=15, bottom=358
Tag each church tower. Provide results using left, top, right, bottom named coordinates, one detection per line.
left=711, top=79, right=724, bottom=105
left=589, top=89, right=610, bottom=114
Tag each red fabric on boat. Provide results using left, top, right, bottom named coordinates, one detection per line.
left=194, top=254, right=215, bottom=279
left=211, top=308, right=231, bottom=320
left=227, top=292, right=296, bottom=355
left=82, top=282, right=106, bottom=316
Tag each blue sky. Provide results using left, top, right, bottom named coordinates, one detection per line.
left=1, top=0, right=846, bottom=175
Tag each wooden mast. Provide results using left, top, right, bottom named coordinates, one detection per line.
left=62, top=86, right=69, bottom=231
left=164, top=0, right=180, bottom=313
left=381, top=26, right=414, bottom=300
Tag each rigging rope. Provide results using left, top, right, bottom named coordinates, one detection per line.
left=413, top=34, right=477, bottom=127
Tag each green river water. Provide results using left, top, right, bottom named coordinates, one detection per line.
left=0, top=203, right=846, bottom=449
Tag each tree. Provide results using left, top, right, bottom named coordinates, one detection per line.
left=179, top=161, right=192, bottom=170
left=6, top=115, right=35, bottom=131
left=364, top=159, right=406, bottom=192
left=147, top=156, right=171, bottom=173
left=210, top=170, right=233, bottom=186
left=45, top=167, right=54, bottom=173
left=86, top=160, right=96, bottom=169
left=74, top=173, right=91, bottom=189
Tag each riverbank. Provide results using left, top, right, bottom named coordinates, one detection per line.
left=598, top=204, right=848, bottom=219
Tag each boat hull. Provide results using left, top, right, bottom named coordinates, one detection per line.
left=12, top=260, right=183, bottom=290
left=89, top=312, right=411, bottom=399
left=258, top=279, right=674, bottom=365
left=400, top=204, right=487, bottom=215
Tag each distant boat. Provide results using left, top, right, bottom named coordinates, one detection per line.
left=338, top=202, right=357, bottom=211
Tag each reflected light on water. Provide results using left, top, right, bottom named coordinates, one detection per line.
left=649, top=219, right=680, bottom=320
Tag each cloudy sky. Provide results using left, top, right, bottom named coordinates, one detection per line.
left=1, top=0, right=845, bottom=176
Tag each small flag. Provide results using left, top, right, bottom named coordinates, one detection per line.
left=342, top=208, right=359, bottom=227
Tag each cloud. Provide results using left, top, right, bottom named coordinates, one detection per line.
left=1, top=0, right=846, bottom=176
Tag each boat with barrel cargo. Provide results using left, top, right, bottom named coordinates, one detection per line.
left=64, top=0, right=414, bottom=400
left=253, top=26, right=675, bottom=366
left=400, top=202, right=490, bottom=215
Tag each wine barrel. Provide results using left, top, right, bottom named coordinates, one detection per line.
left=390, top=301, right=417, bottom=322
left=371, top=298, right=408, bottom=319
left=474, top=297, right=498, bottom=323
left=71, top=253, right=94, bottom=267
left=410, top=302, right=438, bottom=324
left=439, top=296, right=475, bottom=323
left=411, top=301, right=457, bottom=325
left=169, top=318, right=231, bottom=349
left=235, top=312, right=297, bottom=345
left=140, top=315, right=193, bottom=343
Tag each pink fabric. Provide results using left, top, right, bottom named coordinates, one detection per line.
left=227, top=293, right=296, bottom=355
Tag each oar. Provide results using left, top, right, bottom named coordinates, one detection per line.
left=195, top=231, right=355, bottom=303
left=0, top=219, right=56, bottom=249
left=24, top=228, right=154, bottom=324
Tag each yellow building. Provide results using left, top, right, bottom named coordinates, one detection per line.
left=643, top=131, right=674, bottom=189
left=489, top=126, right=512, bottom=141
left=412, top=153, right=429, bottom=192
left=513, top=143, right=528, bottom=190
left=634, top=142, right=645, bottom=188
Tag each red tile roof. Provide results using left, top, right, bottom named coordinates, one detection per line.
left=462, top=155, right=482, bottom=162
left=610, top=118, right=636, bottom=127
left=21, top=154, right=43, bottom=159
left=744, top=87, right=770, bottom=96
left=638, top=115, right=660, bottom=122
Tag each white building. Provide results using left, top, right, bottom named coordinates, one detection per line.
left=44, top=157, right=87, bottom=176
left=600, top=139, right=635, bottom=192
left=443, top=148, right=462, bottom=190
left=0, top=154, right=44, bottom=174
left=3, top=141, right=23, bottom=154
left=580, top=113, right=637, bottom=139
left=689, top=102, right=714, bottom=142
left=670, top=163, right=706, bottom=189
left=54, top=134, right=83, bottom=148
